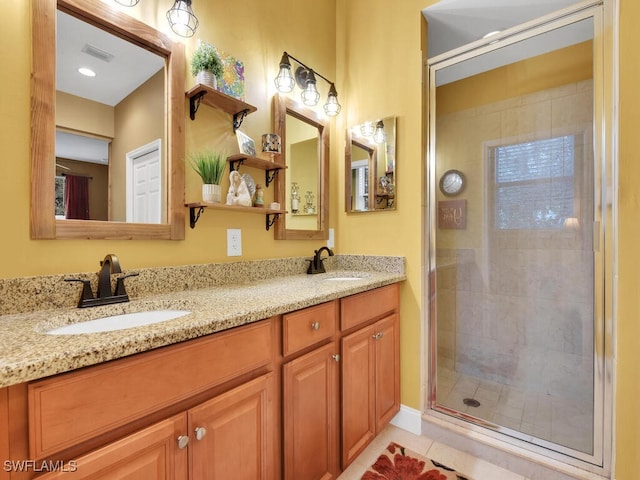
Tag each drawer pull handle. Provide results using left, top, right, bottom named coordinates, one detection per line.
left=311, top=321, right=320, bottom=331
left=177, top=435, right=190, bottom=449
left=332, top=354, right=340, bottom=362
left=373, top=332, right=383, bottom=340
left=195, top=427, right=207, bottom=441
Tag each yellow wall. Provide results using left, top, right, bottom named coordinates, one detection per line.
left=112, top=69, right=165, bottom=221
left=615, top=0, right=640, bottom=477
left=3, top=0, right=640, bottom=476
left=56, top=91, right=114, bottom=137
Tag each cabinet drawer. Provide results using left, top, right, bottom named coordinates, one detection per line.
left=340, top=284, right=399, bottom=331
left=28, top=319, right=273, bottom=459
left=282, top=301, right=337, bottom=356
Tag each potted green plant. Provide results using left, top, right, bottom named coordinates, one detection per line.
left=189, top=150, right=226, bottom=203
left=191, top=41, right=223, bottom=89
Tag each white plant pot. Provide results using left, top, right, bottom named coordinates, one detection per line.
left=202, top=184, right=221, bottom=203
left=196, top=71, right=218, bottom=90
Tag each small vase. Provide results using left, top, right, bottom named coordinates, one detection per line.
left=196, top=71, right=218, bottom=90
left=202, top=184, right=221, bottom=203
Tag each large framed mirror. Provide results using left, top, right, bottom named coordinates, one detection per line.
left=345, top=116, right=396, bottom=212
left=31, top=0, right=185, bottom=240
left=273, top=94, right=329, bottom=240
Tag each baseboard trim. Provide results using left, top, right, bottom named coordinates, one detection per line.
left=390, top=404, right=422, bottom=435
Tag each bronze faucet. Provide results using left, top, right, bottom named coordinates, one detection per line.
left=307, top=247, right=334, bottom=274
left=65, top=254, right=138, bottom=308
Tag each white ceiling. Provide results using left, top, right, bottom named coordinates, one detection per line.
left=56, top=10, right=164, bottom=107
left=423, top=0, right=584, bottom=58
left=55, top=10, right=165, bottom=164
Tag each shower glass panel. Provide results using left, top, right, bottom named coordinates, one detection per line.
left=428, top=10, right=603, bottom=464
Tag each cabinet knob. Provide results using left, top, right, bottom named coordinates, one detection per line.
left=311, top=321, right=320, bottom=331
left=177, top=435, right=190, bottom=449
left=372, top=332, right=383, bottom=340
left=332, top=354, right=340, bottom=362
left=194, top=426, right=207, bottom=441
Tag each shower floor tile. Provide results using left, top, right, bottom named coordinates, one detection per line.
left=436, top=368, right=593, bottom=454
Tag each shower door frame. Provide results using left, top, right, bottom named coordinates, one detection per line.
left=424, top=0, right=615, bottom=475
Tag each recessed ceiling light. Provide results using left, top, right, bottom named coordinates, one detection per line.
left=78, top=67, right=96, bottom=77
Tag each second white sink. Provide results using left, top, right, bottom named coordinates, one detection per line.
left=45, top=310, right=191, bottom=335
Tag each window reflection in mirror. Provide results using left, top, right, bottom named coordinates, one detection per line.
left=345, top=116, right=396, bottom=212
left=55, top=10, right=165, bottom=223
left=273, top=94, right=329, bottom=240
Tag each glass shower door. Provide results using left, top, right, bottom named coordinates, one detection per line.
left=427, top=6, right=606, bottom=467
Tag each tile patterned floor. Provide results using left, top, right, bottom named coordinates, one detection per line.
left=436, top=368, right=593, bottom=454
left=336, top=424, right=527, bottom=480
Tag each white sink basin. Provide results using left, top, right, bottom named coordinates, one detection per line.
left=45, top=310, right=191, bottom=335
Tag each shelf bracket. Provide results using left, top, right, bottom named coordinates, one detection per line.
left=266, top=213, right=280, bottom=231
left=233, top=109, right=250, bottom=132
left=189, top=206, right=205, bottom=228
left=265, top=169, right=280, bottom=187
left=189, top=91, right=207, bottom=120
left=229, top=159, right=245, bottom=172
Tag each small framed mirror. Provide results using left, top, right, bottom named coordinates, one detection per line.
left=273, top=94, right=329, bottom=240
left=345, top=116, right=396, bottom=212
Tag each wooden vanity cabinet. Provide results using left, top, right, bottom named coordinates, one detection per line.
left=10, top=319, right=277, bottom=480
left=2, top=283, right=401, bottom=480
left=35, top=373, right=275, bottom=480
left=281, top=301, right=340, bottom=480
left=340, top=284, right=400, bottom=468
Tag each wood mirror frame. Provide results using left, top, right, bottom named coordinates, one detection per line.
left=345, top=116, right=396, bottom=213
left=272, top=94, right=329, bottom=240
left=31, top=0, right=185, bottom=240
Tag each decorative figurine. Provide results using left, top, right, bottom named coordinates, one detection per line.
left=226, top=170, right=252, bottom=207
left=254, top=184, right=264, bottom=207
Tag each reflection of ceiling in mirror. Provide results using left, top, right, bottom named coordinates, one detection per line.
left=56, top=11, right=164, bottom=106
left=423, top=0, right=582, bottom=58
left=434, top=18, right=593, bottom=86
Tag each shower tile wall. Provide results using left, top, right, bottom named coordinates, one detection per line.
left=435, top=80, right=594, bottom=452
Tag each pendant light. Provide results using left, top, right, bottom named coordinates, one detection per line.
left=274, top=53, right=295, bottom=93
left=323, top=83, right=341, bottom=116
left=301, top=69, right=320, bottom=106
left=166, top=0, right=199, bottom=37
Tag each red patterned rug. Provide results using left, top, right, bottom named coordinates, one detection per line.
left=361, top=442, right=471, bottom=480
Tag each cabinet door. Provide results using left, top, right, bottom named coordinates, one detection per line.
left=35, top=414, right=188, bottom=480
left=374, top=313, right=400, bottom=431
left=341, top=324, right=376, bottom=468
left=283, top=342, right=339, bottom=480
left=188, top=373, right=275, bottom=480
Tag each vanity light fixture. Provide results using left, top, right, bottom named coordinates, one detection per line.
left=360, top=121, right=375, bottom=137
left=113, top=0, right=199, bottom=37
left=274, top=51, right=341, bottom=116
left=166, top=0, right=199, bottom=37
left=373, top=120, right=385, bottom=143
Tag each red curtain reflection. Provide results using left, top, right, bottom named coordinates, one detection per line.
left=64, top=174, right=90, bottom=220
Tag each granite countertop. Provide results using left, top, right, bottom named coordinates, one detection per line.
left=0, top=265, right=405, bottom=388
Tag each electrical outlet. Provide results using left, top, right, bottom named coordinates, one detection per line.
left=227, top=229, right=242, bottom=256
left=327, top=228, right=335, bottom=248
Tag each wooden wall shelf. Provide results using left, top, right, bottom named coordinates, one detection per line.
left=186, top=84, right=257, bottom=131
left=227, top=154, right=286, bottom=187
left=186, top=202, right=287, bottom=230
